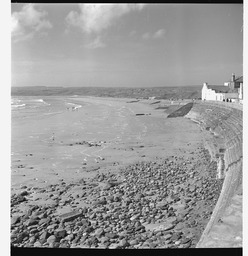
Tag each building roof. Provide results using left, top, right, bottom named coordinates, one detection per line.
left=226, top=76, right=243, bottom=83
left=235, top=76, right=243, bottom=83
left=206, top=85, right=230, bottom=93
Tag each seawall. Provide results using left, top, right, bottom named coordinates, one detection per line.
left=185, top=101, right=242, bottom=247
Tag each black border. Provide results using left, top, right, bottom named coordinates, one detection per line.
left=11, top=0, right=243, bottom=5
left=10, top=247, right=243, bottom=256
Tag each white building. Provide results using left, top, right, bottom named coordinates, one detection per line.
left=201, top=83, right=230, bottom=101
left=202, top=74, right=243, bottom=102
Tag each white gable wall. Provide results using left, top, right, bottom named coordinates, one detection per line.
left=202, top=83, right=225, bottom=101
left=201, top=83, right=210, bottom=100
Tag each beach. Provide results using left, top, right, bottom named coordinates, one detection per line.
left=11, top=96, right=223, bottom=248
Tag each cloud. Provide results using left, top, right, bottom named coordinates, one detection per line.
left=142, top=29, right=166, bottom=40
left=66, top=4, right=145, bottom=34
left=11, top=4, right=52, bottom=42
left=153, top=29, right=166, bottom=39
left=142, top=32, right=151, bottom=40
left=84, top=36, right=106, bottom=49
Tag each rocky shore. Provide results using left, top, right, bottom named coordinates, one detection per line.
left=11, top=147, right=223, bottom=249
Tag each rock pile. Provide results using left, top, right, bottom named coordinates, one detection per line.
left=11, top=148, right=223, bottom=249
left=67, top=140, right=103, bottom=147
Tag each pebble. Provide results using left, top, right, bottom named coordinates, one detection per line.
left=33, top=241, right=42, bottom=247
left=119, top=239, right=129, bottom=247
left=10, top=151, right=223, bottom=249
left=47, top=235, right=57, bottom=244
left=11, top=216, right=20, bottom=225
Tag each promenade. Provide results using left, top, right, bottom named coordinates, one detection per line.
left=186, top=101, right=242, bottom=248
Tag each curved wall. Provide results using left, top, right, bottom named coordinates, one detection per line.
left=185, top=101, right=242, bottom=247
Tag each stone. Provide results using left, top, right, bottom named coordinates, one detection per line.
left=119, top=239, right=129, bottom=247
left=85, top=226, right=94, bottom=233
left=29, top=236, right=36, bottom=244
left=182, top=241, right=191, bottom=248
left=100, top=236, right=110, bottom=244
left=60, top=241, right=70, bottom=248
left=105, top=233, right=118, bottom=239
left=59, top=210, right=83, bottom=222
left=14, top=232, right=29, bottom=243
left=66, top=234, right=74, bottom=241
left=40, top=231, right=49, bottom=241
left=109, top=243, right=120, bottom=249
left=33, top=241, right=42, bottom=247
left=39, top=218, right=50, bottom=226
left=156, top=201, right=167, bottom=209
left=47, top=235, right=57, bottom=244
left=171, top=232, right=182, bottom=241
left=130, top=213, right=140, bottom=221
left=26, top=219, right=39, bottom=226
left=47, top=224, right=58, bottom=230
left=95, top=228, right=105, bottom=237
left=129, top=239, right=138, bottom=246
left=11, top=216, right=20, bottom=225
left=181, top=237, right=191, bottom=244
left=20, top=191, right=29, bottom=196
left=163, top=234, right=172, bottom=240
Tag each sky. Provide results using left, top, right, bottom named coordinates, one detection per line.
left=11, top=3, right=243, bottom=87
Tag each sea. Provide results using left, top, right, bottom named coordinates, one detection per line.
left=11, top=96, right=83, bottom=121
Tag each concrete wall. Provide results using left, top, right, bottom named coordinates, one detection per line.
left=185, top=102, right=242, bottom=247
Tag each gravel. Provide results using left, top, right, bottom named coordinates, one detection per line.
left=11, top=148, right=223, bottom=249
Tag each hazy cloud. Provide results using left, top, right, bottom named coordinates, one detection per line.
left=84, top=36, right=106, bottom=49
left=142, top=29, right=166, bottom=40
left=12, top=4, right=52, bottom=43
left=66, top=4, right=145, bottom=34
left=153, top=29, right=166, bottom=39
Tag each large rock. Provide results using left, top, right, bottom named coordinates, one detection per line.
left=11, top=216, right=20, bottom=225
left=130, top=213, right=140, bottom=221
left=105, top=233, right=118, bottom=239
left=94, top=228, right=105, bottom=237
left=59, top=210, right=83, bottom=222
left=14, top=232, right=29, bottom=243
left=54, top=229, right=67, bottom=238
left=47, top=235, right=58, bottom=244
left=39, top=218, right=50, bottom=226
left=119, top=239, right=129, bottom=248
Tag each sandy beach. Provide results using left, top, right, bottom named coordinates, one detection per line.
left=11, top=97, right=204, bottom=192
left=11, top=97, right=223, bottom=248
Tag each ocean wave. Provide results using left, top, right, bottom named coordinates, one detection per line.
left=43, top=111, right=63, bottom=116
left=11, top=103, right=26, bottom=109
left=11, top=99, right=21, bottom=105
left=66, top=102, right=82, bottom=109
left=33, top=99, right=50, bottom=105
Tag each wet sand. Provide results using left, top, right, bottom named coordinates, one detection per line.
left=11, top=97, right=205, bottom=194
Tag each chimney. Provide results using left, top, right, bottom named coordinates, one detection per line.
left=231, top=73, right=235, bottom=82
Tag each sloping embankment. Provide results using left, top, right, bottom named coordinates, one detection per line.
left=185, top=101, right=242, bottom=247
left=167, top=103, right=193, bottom=118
